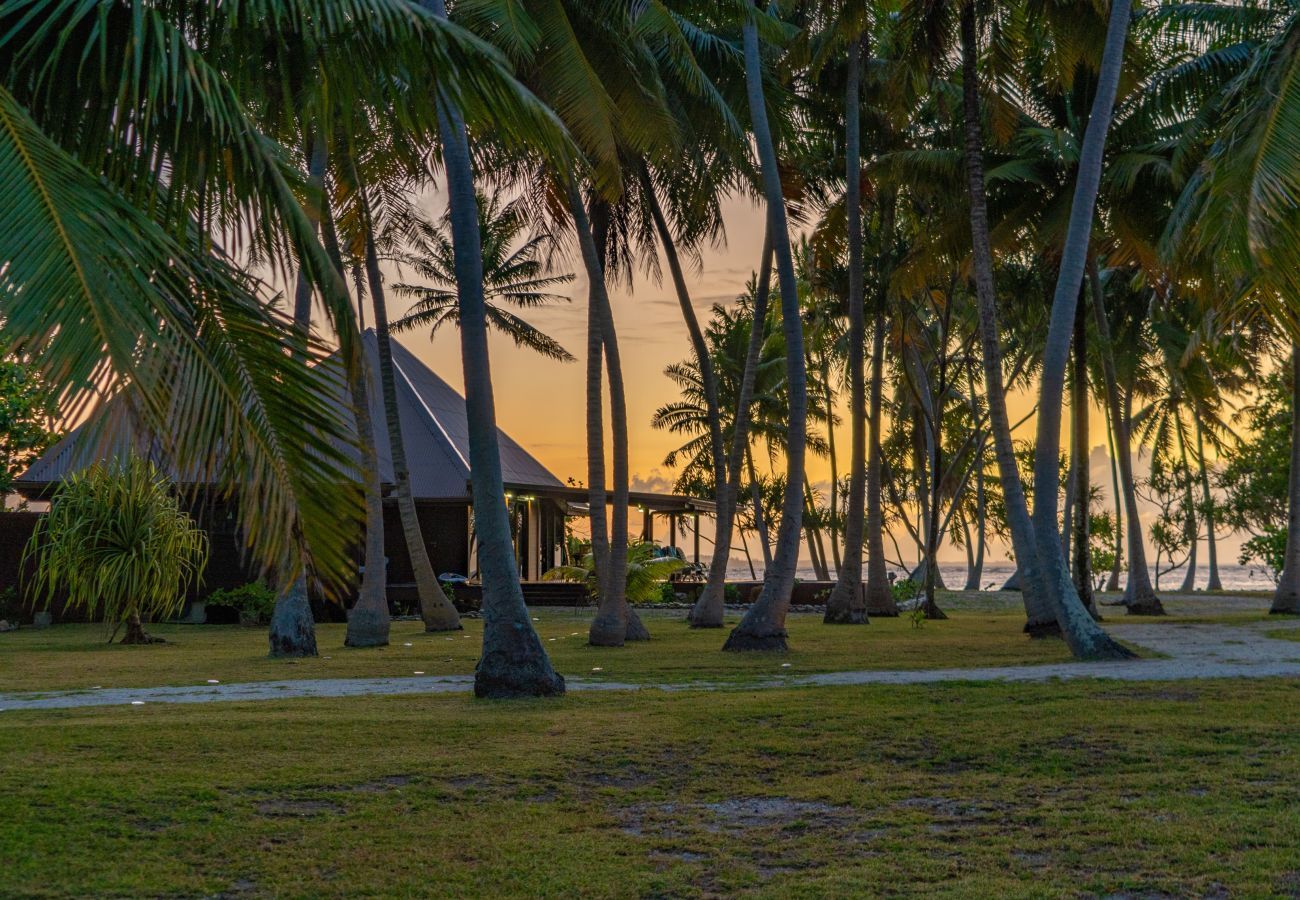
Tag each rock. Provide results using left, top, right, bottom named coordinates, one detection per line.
left=0, top=619, right=15, bottom=632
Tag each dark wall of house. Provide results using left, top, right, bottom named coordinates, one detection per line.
left=0, top=497, right=473, bottom=622
left=382, top=501, right=470, bottom=583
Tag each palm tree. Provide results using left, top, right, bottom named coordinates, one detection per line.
left=391, top=194, right=575, bottom=362
left=824, top=28, right=870, bottom=624
left=423, top=0, right=565, bottom=696
left=724, top=3, right=812, bottom=652
left=1088, top=263, right=1164, bottom=613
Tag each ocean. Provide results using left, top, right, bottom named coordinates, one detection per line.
left=724, top=560, right=1276, bottom=592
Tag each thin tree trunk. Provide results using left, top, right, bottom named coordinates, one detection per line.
left=959, top=1, right=1057, bottom=636
left=1105, top=395, right=1124, bottom=592
left=691, top=226, right=774, bottom=627
left=724, top=9, right=809, bottom=651
left=1089, top=260, right=1162, bottom=613
left=972, top=462, right=987, bottom=589
left=568, top=189, right=627, bottom=646
left=823, top=354, right=842, bottom=577
left=961, top=517, right=977, bottom=589
left=269, top=129, right=328, bottom=659
left=641, top=167, right=728, bottom=626
left=747, top=446, right=775, bottom=571
left=865, top=319, right=897, bottom=613
left=803, top=480, right=831, bottom=582
left=1026, top=0, right=1136, bottom=659
left=428, top=0, right=563, bottom=695
left=826, top=37, right=868, bottom=623
left=352, top=167, right=461, bottom=633
left=1177, top=425, right=1199, bottom=594
left=1271, top=343, right=1300, bottom=614
left=343, top=339, right=391, bottom=649
left=1195, top=416, right=1222, bottom=591
left=1072, top=294, right=1097, bottom=617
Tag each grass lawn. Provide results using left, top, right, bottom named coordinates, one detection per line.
left=1, top=678, right=1297, bottom=897
left=0, top=609, right=1092, bottom=694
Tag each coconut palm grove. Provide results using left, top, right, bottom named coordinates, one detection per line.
left=3, top=0, right=1300, bottom=896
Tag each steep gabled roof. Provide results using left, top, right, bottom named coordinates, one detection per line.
left=17, top=331, right=564, bottom=500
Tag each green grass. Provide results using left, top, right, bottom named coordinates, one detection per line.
left=1, top=679, right=1297, bottom=897
left=0, top=610, right=1085, bottom=694
left=1267, top=626, right=1300, bottom=642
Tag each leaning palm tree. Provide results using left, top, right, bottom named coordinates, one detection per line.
left=391, top=194, right=575, bottom=362
left=724, top=2, right=813, bottom=652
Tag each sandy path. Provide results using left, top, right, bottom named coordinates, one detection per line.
left=1, top=619, right=1297, bottom=712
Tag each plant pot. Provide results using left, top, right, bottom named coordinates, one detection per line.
left=32, top=610, right=52, bottom=628
left=180, top=600, right=207, bottom=625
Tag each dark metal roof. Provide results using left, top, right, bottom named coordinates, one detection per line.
left=17, top=331, right=566, bottom=500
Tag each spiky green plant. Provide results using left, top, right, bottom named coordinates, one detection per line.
left=26, top=457, right=209, bottom=644
left=543, top=541, right=686, bottom=605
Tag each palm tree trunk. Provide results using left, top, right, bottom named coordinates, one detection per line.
left=1072, top=295, right=1097, bottom=617
left=724, top=11, right=809, bottom=652
left=343, top=341, right=391, bottom=649
left=826, top=38, right=867, bottom=624
left=1177, top=426, right=1199, bottom=593
left=1089, top=260, right=1162, bottom=613
left=972, top=461, right=987, bottom=589
left=353, top=167, right=461, bottom=633
left=427, top=0, right=563, bottom=696
left=747, top=446, right=775, bottom=571
left=640, top=165, right=729, bottom=629
left=691, top=229, right=775, bottom=626
left=865, top=319, right=897, bottom=612
left=307, top=155, right=389, bottom=650
left=269, top=130, right=329, bottom=659
left=821, top=354, right=842, bottom=577
left=1104, top=396, right=1124, bottom=592
left=958, top=1, right=1057, bottom=636
left=1195, top=416, right=1222, bottom=591
left=1271, top=343, right=1300, bottom=614
left=566, top=187, right=629, bottom=646
left=1026, top=0, right=1135, bottom=659
left=803, top=481, right=831, bottom=582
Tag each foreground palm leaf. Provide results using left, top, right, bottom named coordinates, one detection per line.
left=0, top=84, right=360, bottom=587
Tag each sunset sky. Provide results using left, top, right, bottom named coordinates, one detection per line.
left=369, top=189, right=1247, bottom=571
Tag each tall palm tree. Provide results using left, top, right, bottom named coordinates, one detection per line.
left=1021, top=0, right=1135, bottom=658
left=825, top=28, right=870, bottom=624
left=724, top=3, right=812, bottom=652
left=424, top=0, right=565, bottom=696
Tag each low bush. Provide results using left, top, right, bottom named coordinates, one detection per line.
left=205, top=581, right=277, bottom=626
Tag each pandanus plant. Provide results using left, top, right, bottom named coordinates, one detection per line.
left=25, top=457, right=209, bottom=645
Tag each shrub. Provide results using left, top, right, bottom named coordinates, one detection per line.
left=26, top=456, right=208, bottom=644
left=206, top=581, right=277, bottom=626
left=724, top=583, right=742, bottom=604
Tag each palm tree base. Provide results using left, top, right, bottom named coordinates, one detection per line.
left=424, top=621, right=464, bottom=633
left=268, top=578, right=318, bottom=658
left=345, top=607, right=391, bottom=648
left=1125, top=600, right=1166, bottom=616
left=1269, top=584, right=1300, bottom=614
left=824, top=581, right=868, bottom=624
left=722, top=625, right=789, bottom=652
left=475, top=623, right=566, bottom=698
left=921, top=600, right=948, bottom=620
left=625, top=608, right=650, bottom=641
left=1074, top=632, right=1138, bottom=661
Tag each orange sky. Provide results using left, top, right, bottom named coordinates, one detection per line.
left=364, top=189, right=1245, bottom=571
